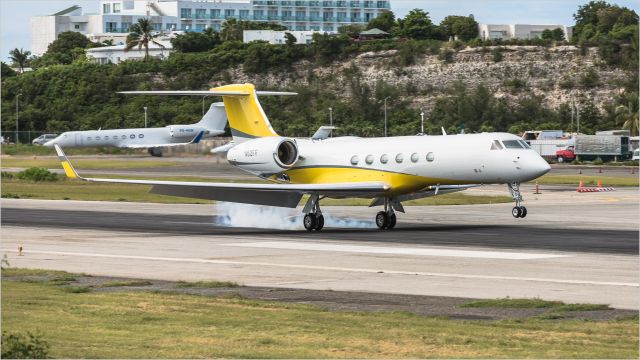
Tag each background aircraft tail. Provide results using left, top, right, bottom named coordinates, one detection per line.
left=211, top=84, right=279, bottom=143
left=196, top=102, right=227, bottom=133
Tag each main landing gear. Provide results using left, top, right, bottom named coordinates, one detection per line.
left=375, top=198, right=397, bottom=230
left=508, top=182, right=527, bottom=218
left=303, top=194, right=324, bottom=231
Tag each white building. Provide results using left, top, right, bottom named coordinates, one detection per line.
left=86, top=38, right=173, bottom=64
left=478, top=24, right=573, bottom=41
left=32, top=0, right=391, bottom=55
left=243, top=29, right=331, bottom=44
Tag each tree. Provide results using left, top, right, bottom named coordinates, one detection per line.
left=284, top=32, right=297, bottom=46
left=439, top=15, right=478, bottom=41
left=366, top=10, right=395, bottom=32
left=551, top=27, right=565, bottom=41
left=125, top=18, right=165, bottom=61
left=171, top=31, right=220, bottom=52
left=338, top=24, right=365, bottom=35
left=541, top=29, right=554, bottom=40
left=615, top=102, right=639, bottom=136
left=47, top=31, right=91, bottom=54
left=220, top=18, right=242, bottom=42
left=8, top=48, right=30, bottom=73
left=1, top=61, right=16, bottom=78
left=394, top=9, right=435, bottom=40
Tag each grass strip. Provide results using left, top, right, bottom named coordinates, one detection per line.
left=2, top=276, right=636, bottom=358
left=98, top=280, right=153, bottom=288
left=175, top=280, right=239, bottom=288
left=459, top=297, right=611, bottom=311
left=1, top=158, right=178, bottom=170
left=1, top=178, right=511, bottom=206
left=532, top=175, right=639, bottom=187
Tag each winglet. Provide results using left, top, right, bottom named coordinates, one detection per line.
left=190, top=130, right=205, bottom=144
left=54, top=144, right=79, bottom=179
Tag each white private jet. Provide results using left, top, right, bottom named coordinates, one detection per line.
left=55, top=83, right=550, bottom=231
left=45, top=102, right=228, bottom=156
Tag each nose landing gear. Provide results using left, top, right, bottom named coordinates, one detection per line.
left=508, top=182, right=527, bottom=218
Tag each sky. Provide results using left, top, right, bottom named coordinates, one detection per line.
left=1, top=0, right=639, bottom=62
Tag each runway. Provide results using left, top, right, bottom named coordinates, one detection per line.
left=2, top=189, right=638, bottom=309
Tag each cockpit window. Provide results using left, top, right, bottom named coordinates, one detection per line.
left=518, top=140, right=531, bottom=149
left=490, top=140, right=504, bottom=150
left=502, top=140, right=524, bottom=149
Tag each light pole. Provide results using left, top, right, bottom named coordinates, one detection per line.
left=384, top=97, right=390, bottom=137
left=328, top=107, right=333, bottom=137
left=15, top=93, right=22, bottom=144
left=144, top=106, right=148, bottom=128
left=420, top=111, right=425, bottom=134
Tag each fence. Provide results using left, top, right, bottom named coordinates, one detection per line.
left=0, top=131, right=56, bottom=145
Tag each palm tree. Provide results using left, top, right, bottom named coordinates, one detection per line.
left=125, top=18, right=165, bottom=61
left=9, top=48, right=31, bottom=73
left=220, top=18, right=241, bottom=42
left=616, top=104, right=639, bottom=136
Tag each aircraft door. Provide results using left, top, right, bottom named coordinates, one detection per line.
left=75, top=133, right=83, bottom=146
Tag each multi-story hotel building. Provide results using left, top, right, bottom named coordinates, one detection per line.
left=31, top=0, right=391, bottom=55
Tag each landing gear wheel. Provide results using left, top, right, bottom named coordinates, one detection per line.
left=387, top=213, right=397, bottom=229
left=519, top=206, right=527, bottom=218
left=315, top=214, right=324, bottom=231
left=512, top=206, right=522, bottom=218
left=303, top=214, right=317, bottom=231
left=376, top=211, right=389, bottom=230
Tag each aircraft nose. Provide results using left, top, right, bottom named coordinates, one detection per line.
left=531, top=155, right=551, bottom=178
left=43, top=139, right=56, bottom=147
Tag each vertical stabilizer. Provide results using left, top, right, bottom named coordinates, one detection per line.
left=196, top=102, right=227, bottom=133
left=210, top=84, right=278, bottom=142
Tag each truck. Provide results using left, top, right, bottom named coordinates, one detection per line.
left=555, top=134, right=631, bottom=162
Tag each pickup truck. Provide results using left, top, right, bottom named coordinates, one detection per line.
left=555, top=146, right=575, bottom=163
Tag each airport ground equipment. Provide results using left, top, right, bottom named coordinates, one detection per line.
left=54, top=83, right=551, bottom=231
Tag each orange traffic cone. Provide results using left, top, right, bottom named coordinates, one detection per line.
left=577, top=180, right=584, bottom=192
left=597, top=180, right=602, bottom=188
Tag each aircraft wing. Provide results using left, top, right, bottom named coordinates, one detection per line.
left=54, top=145, right=389, bottom=208
left=123, top=130, right=206, bottom=149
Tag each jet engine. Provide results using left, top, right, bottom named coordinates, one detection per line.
left=227, top=137, right=299, bottom=175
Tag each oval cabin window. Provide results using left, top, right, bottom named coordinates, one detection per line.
left=350, top=155, right=359, bottom=165
left=365, top=155, right=374, bottom=165
left=426, top=152, right=435, bottom=162
left=395, top=153, right=404, bottom=163
left=411, top=153, right=419, bottom=163
left=380, top=154, right=388, bottom=164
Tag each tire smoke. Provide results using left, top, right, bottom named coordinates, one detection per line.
left=213, top=202, right=375, bottom=230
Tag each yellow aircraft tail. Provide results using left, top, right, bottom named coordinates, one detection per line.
left=210, top=84, right=278, bottom=142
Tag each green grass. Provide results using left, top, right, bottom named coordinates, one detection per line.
left=61, top=286, right=91, bottom=294
left=1, top=144, right=140, bottom=156
left=98, top=280, right=153, bottom=288
left=2, top=277, right=637, bottom=358
left=1, top=157, right=178, bottom=170
left=532, top=175, right=639, bottom=187
left=1, top=178, right=511, bottom=206
left=175, top=280, right=239, bottom=288
left=460, top=298, right=611, bottom=311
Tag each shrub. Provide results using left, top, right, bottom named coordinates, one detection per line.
left=438, top=49, right=454, bottom=63
left=16, top=167, right=58, bottom=182
left=1, top=331, right=49, bottom=359
left=1, top=171, right=14, bottom=179
left=492, top=48, right=504, bottom=62
left=580, top=67, right=601, bottom=88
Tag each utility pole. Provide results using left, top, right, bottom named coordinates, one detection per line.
left=384, top=96, right=390, bottom=137
left=420, top=111, right=425, bottom=134
left=144, top=106, right=148, bottom=128
left=15, top=93, right=22, bottom=144
left=576, top=102, right=580, bottom=134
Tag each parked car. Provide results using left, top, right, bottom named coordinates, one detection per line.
left=632, top=149, right=639, bottom=161
left=32, top=134, right=58, bottom=145
left=555, top=146, right=575, bottom=163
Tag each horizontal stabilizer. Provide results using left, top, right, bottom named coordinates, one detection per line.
left=312, top=126, right=337, bottom=140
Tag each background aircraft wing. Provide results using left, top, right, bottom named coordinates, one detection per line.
left=54, top=145, right=389, bottom=207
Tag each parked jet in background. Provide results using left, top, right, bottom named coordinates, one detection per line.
left=45, top=102, right=228, bottom=156
left=55, top=84, right=551, bottom=231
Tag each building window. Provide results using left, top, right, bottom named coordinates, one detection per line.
left=225, top=9, right=236, bottom=18
left=267, top=9, right=278, bottom=19
left=180, top=8, right=192, bottom=19
left=195, top=24, right=205, bottom=31
left=196, top=9, right=206, bottom=19
left=376, top=0, right=386, bottom=8
left=113, top=3, right=121, bottom=13
left=364, top=12, right=374, bottom=21
left=74, top=24, right=80, bottom=29
left=323, top=25, right=334, bottom=31
left=151, top=23, right=162, bottom=31
left=105, top=22, right=118, bottom=32
left=165, top=23, right=176, bottom=31
left=323, top=11, right=333, bottom=20
left=239, top=10, right=250, bottom=19
left=121, top=22, right=132, bottom=31
left=103, top=3, right=111, bottom=13
left=210, top=9, right=221, bottom=18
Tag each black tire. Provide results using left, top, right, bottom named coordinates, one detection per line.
left=387, top=213, right=397, bottom=229
left=520, top=206, right=527, bottom=218
left=375, top=211, right=388, bottom=230
left=512, top=207, right=522, bottom=218
left=303, top=214, right=316, bottom=231
left=315, top=214, right=324, bottom=231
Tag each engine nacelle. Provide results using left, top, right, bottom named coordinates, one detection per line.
left=227, top=137, right=299, bottom=174
left=167, top=125, right=206, bottom=138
